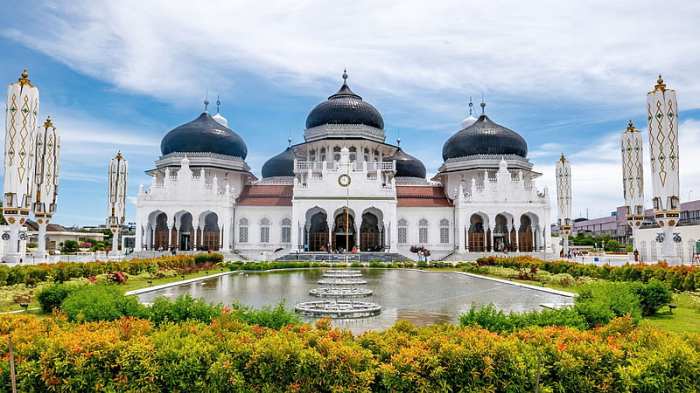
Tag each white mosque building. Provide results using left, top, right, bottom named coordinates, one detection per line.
left=134, top=72, right=552, bottom=260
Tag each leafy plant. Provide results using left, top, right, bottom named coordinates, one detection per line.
left=61, top=285, right=145, bottom=322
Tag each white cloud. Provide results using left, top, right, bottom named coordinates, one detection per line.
left=534, top=119, right=700, bottom=220
left=3, top=0, right=700, bottom=114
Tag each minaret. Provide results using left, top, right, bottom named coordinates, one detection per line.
left=107, top=151, right=128, bottom=255
left=2, top=69, right=39, bottom=263
left=646, top=75, right=681, bottom=263
left=555, top=154, right=572, bottom=257
left=620, top=120, right=644, bottom=255
left=31, top=116, right=61, bottom=259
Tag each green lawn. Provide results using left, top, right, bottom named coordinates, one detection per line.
left=642, top=292, right=700, bottom=334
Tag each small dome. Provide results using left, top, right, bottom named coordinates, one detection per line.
left=161, top=112, right=247, bottom=158
left=461, top=115, right=477, bottom=128
left=442, top=114, right=527, bottom=160
left=261, top=147, right=295, bottom=178
left=305, top=71, right=384, bottom=130
left=384, top=148, right=426, bottom=178
left=212, top=112, right=228, bottom=127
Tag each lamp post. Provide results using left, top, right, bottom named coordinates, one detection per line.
left=646, top=76, right=681, bottom=264
left=31, top=117, right=61, bottom=259
left=555, top=154, right=572, bottom=258
left=107, top=152, right=128, bottom=256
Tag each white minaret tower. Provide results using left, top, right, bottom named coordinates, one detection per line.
left=107, top=151, right=128, bottom=255
left=647, top=75, right=681, bottom=263
left=31, top=116, right=61, bottom=259
left=555, top=153, right=572, bottom=257
left=620, top=120, right=644, bottom=255
left=2, top=70, right=39, bottom=263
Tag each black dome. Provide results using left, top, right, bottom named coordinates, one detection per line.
left=161, top=112, right=247, bottom=159
left=384, top=148, right=426, bottom=178
left=261, top=147, right=295, bottom=178
left=442, top=114, right=527, bottom=160
left=305, top=74, right=384, bottom=130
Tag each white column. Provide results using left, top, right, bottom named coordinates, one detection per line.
left=222, top=213, right=231, bottom=252
left=489, top=225, right=494, bottom=252
left=167, top=225, right=173, bottom=249
left=34, top=220, right=49, bottom=259
left=456, top=209, right=466, bottom=253
left=135, top=223, right=143, bottom=252
left=151, top=227, right=156, bottom=250
left=514, top=225, right=520, bottom=252
left=111, top=227, right=119, bottom=255
left=194, top=227, right=199, bottom=250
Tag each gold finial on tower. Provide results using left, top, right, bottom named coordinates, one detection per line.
left=559, top=153, right=566, bottom=163
left=626, top=120, right=637, bottom=132
left=18, top=69, right=32, bottom=87
left=654, top=74, right=666, bottom=92
left=115, top=151, right=123, bottom=160
left=43, top=116, right=54, bottom=129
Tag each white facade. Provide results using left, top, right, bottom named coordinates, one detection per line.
left=134, top=75, right=552, bottom=261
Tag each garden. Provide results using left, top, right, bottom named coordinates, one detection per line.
left=0, top=255, right=698, bottom=391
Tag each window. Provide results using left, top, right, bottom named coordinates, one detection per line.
left=238, top=218, right=248, bottom=243
left=419, top=219, right=428, bottom=244
left=349, top=146, right=357, bottom=161
left=320, top=147, right=326, bottom=162
left=398, top=219, right=407, bottom=244
left=260, top=218, right=270, bottom=243
left=281, top=218, right=292, bottom=243
left=440, top=219, right=449, bottom=244
left=309, top=149, right=316, bottom=161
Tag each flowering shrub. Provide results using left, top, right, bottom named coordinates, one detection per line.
left=0, top=253, right=224, bottom=286
left=476, top=256, right=700, bottom=291
left=0, top=315, right=697, bottom=392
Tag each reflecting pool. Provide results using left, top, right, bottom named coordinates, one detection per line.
left=137, top=269, right=573, bottom=333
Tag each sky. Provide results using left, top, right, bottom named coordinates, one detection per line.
left=1, top=0, right=700, bottom=226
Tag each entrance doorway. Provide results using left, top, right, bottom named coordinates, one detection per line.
left=333, top=210, right=355, bottom=251
left=360, top=212, right=382, bottom=251
left=307, top=211, right=329, bottom=251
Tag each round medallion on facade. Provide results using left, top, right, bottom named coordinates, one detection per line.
left=338, top=174, right=352, bottom=187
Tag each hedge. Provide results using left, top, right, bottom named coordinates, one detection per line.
left=0, top=253, right=223, bottom=286
left=476, top=256, right=700, bottom=291
left=0, top=315, right=698, bottom=392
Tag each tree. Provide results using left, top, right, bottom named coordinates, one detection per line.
left=61, top=240, right=80, bottom=254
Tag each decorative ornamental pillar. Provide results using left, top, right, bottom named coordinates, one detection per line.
left=32, top=116, right=61, bottom=259
left=3, top=70, right=39, bottom=263
left=647, top=76, right=681, bottom=263
left=107, top=152, right=128, bottom=256
left=555, top=154, right=572, bottom=257
left=621, top=120, right=645, bottom=255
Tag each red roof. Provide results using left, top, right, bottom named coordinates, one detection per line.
left=237, top=184, right=293, bottom=206
left=396, top=185, right=451, bottom=207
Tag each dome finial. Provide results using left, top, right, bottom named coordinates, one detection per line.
left=468, top=96, right=474, bottom=116
left=18, top=68, right=32, bottom=87
left=203, top=96, right=210, bottom=112
left=216, top=95, right=221, bottom=113
left=397, top=137, right=401, bottom=147
left=559, top=153, right=566, bottom=163
left=342, top=68, right=348, bottom=84
left=288, top=137, right=292, bottom=147
left=43, top=116, right=54, bottom=129
left=626, top=120, right=636, bottom=132
left=654, top=74, right=666, bottom=91
left=480, top=101, right=486, bottom=115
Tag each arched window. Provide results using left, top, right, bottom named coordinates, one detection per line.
left=333, top=146, right=341, bottom=162
left=419, top=219, right=429, bottom=244
left=309, top=149, right=316, bottom=161
left=364, top=148, right=370, bottom=162
left=349, top=146, right=357, bottom=161
left=281, top=218, right=292, bottom=244
left=238, top=218, right=248, bottom=243
left=260, top=218, right=270, bottom=243
left=439, top=219, right=449, bottom=244
left=398, top=218, right=408, bottom=244
left=320, top=147, right=326, bottom=162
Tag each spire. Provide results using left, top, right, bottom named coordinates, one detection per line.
left=216, top=95, right=221, bottom=113
left=203, top=96, right=210, bottom=112
left=115, top=150, right=123, bottom=161
left=342, top=68, right=348, bottom=85
left=626, top=120, right=637, bottom=133
left=18, top=69, right=32, bottom=87
left=559, top=153, right=566, bottom=163
left=397, top=137, right=401, bottom=147
left=654, top=74, right=666, bottom=92
left=480, top=100, right=486, bottom=115
left=330, top=68, right=359, bottom=98
left=288, top=137, right=292, bottom=147
left=468, top=96, right=474, bottom=116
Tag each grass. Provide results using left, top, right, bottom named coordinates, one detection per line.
left=642, top=292, right=700, bottom=334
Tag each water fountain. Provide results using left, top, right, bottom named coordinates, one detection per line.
left=295, top=269, right=381, bottom=318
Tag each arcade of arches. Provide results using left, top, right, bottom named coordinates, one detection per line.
left=304, top=208, right=385, bottom=252
left=147, top=211, right=222, bottom=251
left=466, top=213, right=542, bottom=252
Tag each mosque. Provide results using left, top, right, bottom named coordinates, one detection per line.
left=134, top=72, right=552, bottom=260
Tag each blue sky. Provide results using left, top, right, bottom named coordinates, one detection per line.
left=1, top=1, right=700, bottom=226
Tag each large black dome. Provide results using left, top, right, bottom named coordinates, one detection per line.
left=442, top=114, right=527, bottom=160
left=261, top=147, right=295, bottom=178
left=384, top=148, right=426, bottom=178
left=161, top=112, right=247, bottom=158
left=305, top=73, right=384, bottom=130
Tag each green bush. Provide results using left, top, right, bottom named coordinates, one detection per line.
left=632, top=279, right=673, bottom=316
left=61, top=285, right=145, bottom=322
left=147, top=295, right=222, bottom=325
left=36, top=282, right=84, bottom=313
left=459, top=304, right=588, bottom=332
left=60, top=239, right=80, bottom=254
left=574, top=281, right=641, bottom=327
left=229, top=302, right=301, bottom=329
